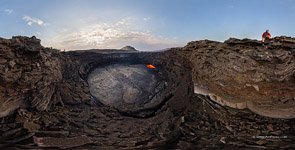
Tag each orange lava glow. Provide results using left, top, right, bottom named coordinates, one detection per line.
left=146, top=64, right=156, bottom=69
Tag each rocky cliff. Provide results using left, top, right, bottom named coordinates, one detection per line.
left=0, top=36, right=62, bottom=117
left=171, top=37, right=295, bottom=118
left=0, top=36, right=294, bottom=149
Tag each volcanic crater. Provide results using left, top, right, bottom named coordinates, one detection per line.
left=0, top=36, right=294, bottom=149
left=87, top=63, right=171, bottom=117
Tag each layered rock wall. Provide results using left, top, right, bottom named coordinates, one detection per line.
left=173, top=37, right=295, bottom=118
left=0, top=36, right=62, bottom=117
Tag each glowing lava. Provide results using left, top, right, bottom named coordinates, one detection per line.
left=146, top=64, right=156, bottom=69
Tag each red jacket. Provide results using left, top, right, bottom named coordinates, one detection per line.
left=262, top=32, right=271, bottom=38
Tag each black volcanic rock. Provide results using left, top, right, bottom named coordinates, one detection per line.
left=0, top=36, right=62, bottom=117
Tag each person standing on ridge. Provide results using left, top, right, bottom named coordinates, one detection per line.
left=262, top=29, right=271, bottom=48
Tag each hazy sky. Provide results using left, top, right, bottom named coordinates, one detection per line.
left=0, top=0, right=295, bottom=50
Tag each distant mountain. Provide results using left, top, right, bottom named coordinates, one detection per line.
left=120, top=46, right=137, bottom=51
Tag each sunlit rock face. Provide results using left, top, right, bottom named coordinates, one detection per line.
left=88, top=64, right=162, bottom=107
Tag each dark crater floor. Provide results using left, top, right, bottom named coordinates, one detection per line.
left=88, top=64, right=168, bottom=116
left=88, top=64, right=160, bottom=106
